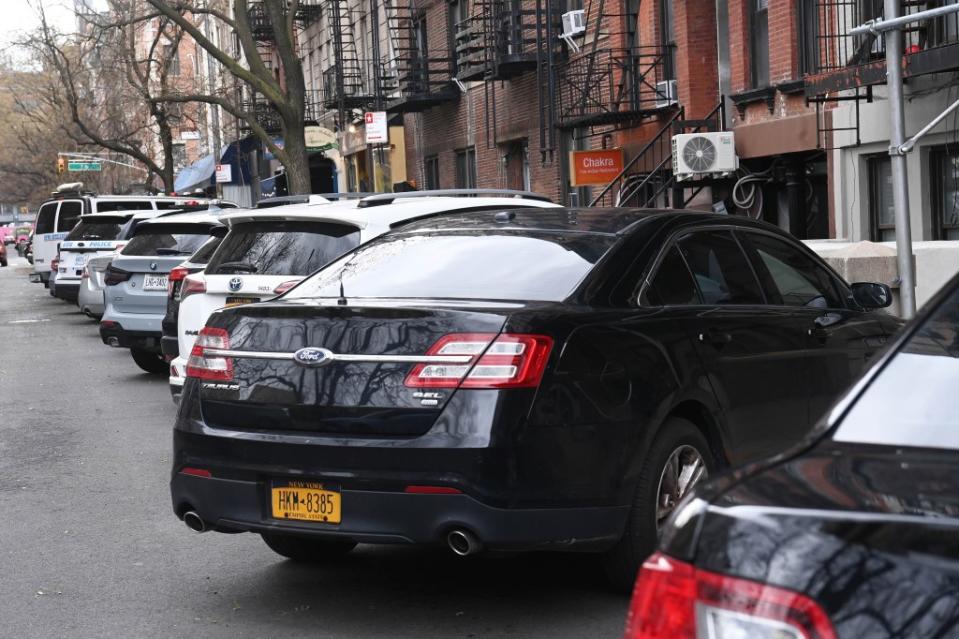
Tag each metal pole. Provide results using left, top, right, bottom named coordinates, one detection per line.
left=883, top=0, right=916, bottom=318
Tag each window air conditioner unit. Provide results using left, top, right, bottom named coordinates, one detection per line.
left=655, top=79, right=678, bottom=109
left=672, top=132, right=738, bottom=181
left=561, top=10, right=586, bottom=38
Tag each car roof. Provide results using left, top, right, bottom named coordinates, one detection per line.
left=220, top=196, right=561, bottom=230
left=136, top=211, right=224, bottom=227
left=389, top=208, right=794, bottom=236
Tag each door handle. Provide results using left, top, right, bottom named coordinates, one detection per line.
left=698, top=329, right=732, bottom=346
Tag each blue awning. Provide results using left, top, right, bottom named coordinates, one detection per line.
left=173, top=153, right=216, bottom=192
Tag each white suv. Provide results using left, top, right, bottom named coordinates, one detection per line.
left=167, top=190, right=560, bottom=398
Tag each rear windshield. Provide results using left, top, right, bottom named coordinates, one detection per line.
left=35, top=203, right=57, bottom=234
left=95, top=201, right=153, bottom=212
left=65, top=218, right=128, bottom=241
left=833, top=282, right=959, bottom=449
left=290, top=230, right=616, bottom=302
left=121, top=223, right=216, bottom=257
left=206, top=221, right=360, bottom=276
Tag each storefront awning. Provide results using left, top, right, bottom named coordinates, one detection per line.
left=173, top=153, right=216, bottom=192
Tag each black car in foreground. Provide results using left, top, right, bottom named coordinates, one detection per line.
left=626, top=273, right=959, bottom=637
left=171, top=208, right=900, bottom=587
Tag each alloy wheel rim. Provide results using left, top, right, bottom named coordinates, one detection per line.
left=655, top=444, right=707, bottom=533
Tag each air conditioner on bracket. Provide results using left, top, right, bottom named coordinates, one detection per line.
left=561, top=10, right=586, bottom=38
left=655, top=79, right=677, bottom=109
left=672, top=132, right=738, bottom=181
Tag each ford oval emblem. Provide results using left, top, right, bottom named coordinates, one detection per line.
left=293, top=347, right=333, bottom=368
left=229, top=277, right=243, bottom=292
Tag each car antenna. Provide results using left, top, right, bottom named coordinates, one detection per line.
left=338, top=278, right=347, bottom=306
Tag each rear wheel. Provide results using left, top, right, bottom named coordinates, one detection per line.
left=130, top=348, right=168, bottom=375
left=261, top=533, right=356, bottom=562
left=602, top=417, right=713, bottom=591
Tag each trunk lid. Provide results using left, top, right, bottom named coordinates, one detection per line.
left=198, top=299, right=515, bottom=437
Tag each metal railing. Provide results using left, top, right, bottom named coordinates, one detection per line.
left=806, top=0, right=959, bottom=74
left=555, top=47, right=673, bottom=129
left=454, top=1, right=539, bottom=81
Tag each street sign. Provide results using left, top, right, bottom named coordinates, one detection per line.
left=215, top=163, right=232, bottom=183
left=364, top=111, right=388, bottom=145
left=569, top=149, right=624, bottom=186
left=67, top=161, right=102, bottom=172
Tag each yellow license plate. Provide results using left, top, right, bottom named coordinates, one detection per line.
left=225, top=296, right=259, bottom=307
left=271, top=483, right=341, bottom=524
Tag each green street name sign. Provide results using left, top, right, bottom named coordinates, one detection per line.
left=67, top=161, right=102, bottom=172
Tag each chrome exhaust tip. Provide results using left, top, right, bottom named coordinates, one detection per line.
left=447, top=529, right=482, bottom=556
left=107, top=337, right=120, bottom=347
left=183, top=511, right=207, bottom=533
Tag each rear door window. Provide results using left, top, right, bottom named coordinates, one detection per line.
left=678, top=231, right=765, bottom=305
left=35, top=203, right=58, bottom=234
left=56, top=201, right=83, bottom=232
left=206, top=221, right=361, bottom=276
left=121, top=224, right=217, bottom=257
left=646, top=246, right=702, bottom=306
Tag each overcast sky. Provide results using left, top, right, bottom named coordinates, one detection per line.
left=1, top=1, right=86, bottom=62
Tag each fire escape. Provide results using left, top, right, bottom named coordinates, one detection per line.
left=323, top=0, right=382, bottom=126
left=804, top=0, right=959, bottom=147
left=382, top=1, right=458, bottom=113
left=239, top=1, right=325, bottom=135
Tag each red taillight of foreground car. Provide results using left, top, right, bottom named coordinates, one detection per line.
left=168, top=266, right=190, bottom=298
left=624, top=553, right=836, bottom=639
left=186, top=327, right=233, bottom=381
left=179, top=273, right=207, bottom=302
left=405, top=333, right=553, bottom=390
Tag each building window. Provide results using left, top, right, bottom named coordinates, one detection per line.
left=660, top=0, right=676, bottom=80
left=932, top=146, right=959, bottom=240
left=868, top=155, right=895, bottom=242
left=164, top=44, right=180, bottom=76
left=798, top=0, right=819, bottom=75
left=750, top=0, right=769, bottom=87
left=424, top=155, right=440, bottom=190
left=455, top=147, right=477, bottom=188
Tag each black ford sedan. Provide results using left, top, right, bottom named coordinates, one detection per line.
left=626, top=273, right=959, bottom=637
left=171, top=208, right=900, bottom=587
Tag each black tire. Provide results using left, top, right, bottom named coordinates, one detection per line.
left=602, top=417, right=714, bottom=591
left=0, top=259, right=7, bottom=267
left=130, top=348, right=169, bottom=375
left=261, top=532, right=356, bottom=562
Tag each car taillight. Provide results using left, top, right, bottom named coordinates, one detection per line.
left=404, top=333, right=553, bottom=390
left=81, top=267, right=89, bottom=280
left=273, top=279, right=302, bottom=295
left=168, top=266, right=190, bottom=298
left=179, top=273, right=207, bottom=302
left=624, top=553, right=836, bottom=639
left=50, top=256, right=60, bottom=271
left=186, top=327, right=232, bottom=381
left=103, top=265, right=131, bottom=286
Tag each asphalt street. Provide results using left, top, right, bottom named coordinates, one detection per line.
left=0, top=253, right=629, bottom=639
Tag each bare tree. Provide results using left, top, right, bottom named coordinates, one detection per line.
left=26, top=3, right=193, bottom=192
left=141, top=0, right=312, bottom=194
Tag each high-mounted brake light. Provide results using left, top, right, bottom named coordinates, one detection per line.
left=624, top=553, right=836, bottom=639
left=179, top=273, right=207, bottom=302
left=405, top=333, right=553, bottom=390
left=186, top=327, right=233, bottom=381
left=273, top=279, right=302, bottom=295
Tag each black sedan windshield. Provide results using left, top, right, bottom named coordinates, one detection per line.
left=834, top=282, right=959, bottom=449
left=288, top=230, right=616, bottom=302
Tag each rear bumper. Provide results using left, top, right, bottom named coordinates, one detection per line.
left=170, top=470, right=627, bottom=551
left=99, top=322, right=162, bottom=352
left=169, top=356, right=187, bottom=403
left=52, top=280, right=80, bottom=302
left=78, top=284, right=104, bottom=317
left=161, top=334, right=179, bottom=360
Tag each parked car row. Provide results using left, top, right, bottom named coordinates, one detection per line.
left=38, top=184, right=959, bottom=637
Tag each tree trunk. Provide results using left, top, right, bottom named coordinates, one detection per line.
left=283, top=121, right=311, bottom=194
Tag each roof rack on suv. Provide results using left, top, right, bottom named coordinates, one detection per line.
left=357, top=189, right=551, bottom=208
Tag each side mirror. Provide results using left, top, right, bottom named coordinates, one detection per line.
left=851, top=282, right=893, bottom=309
